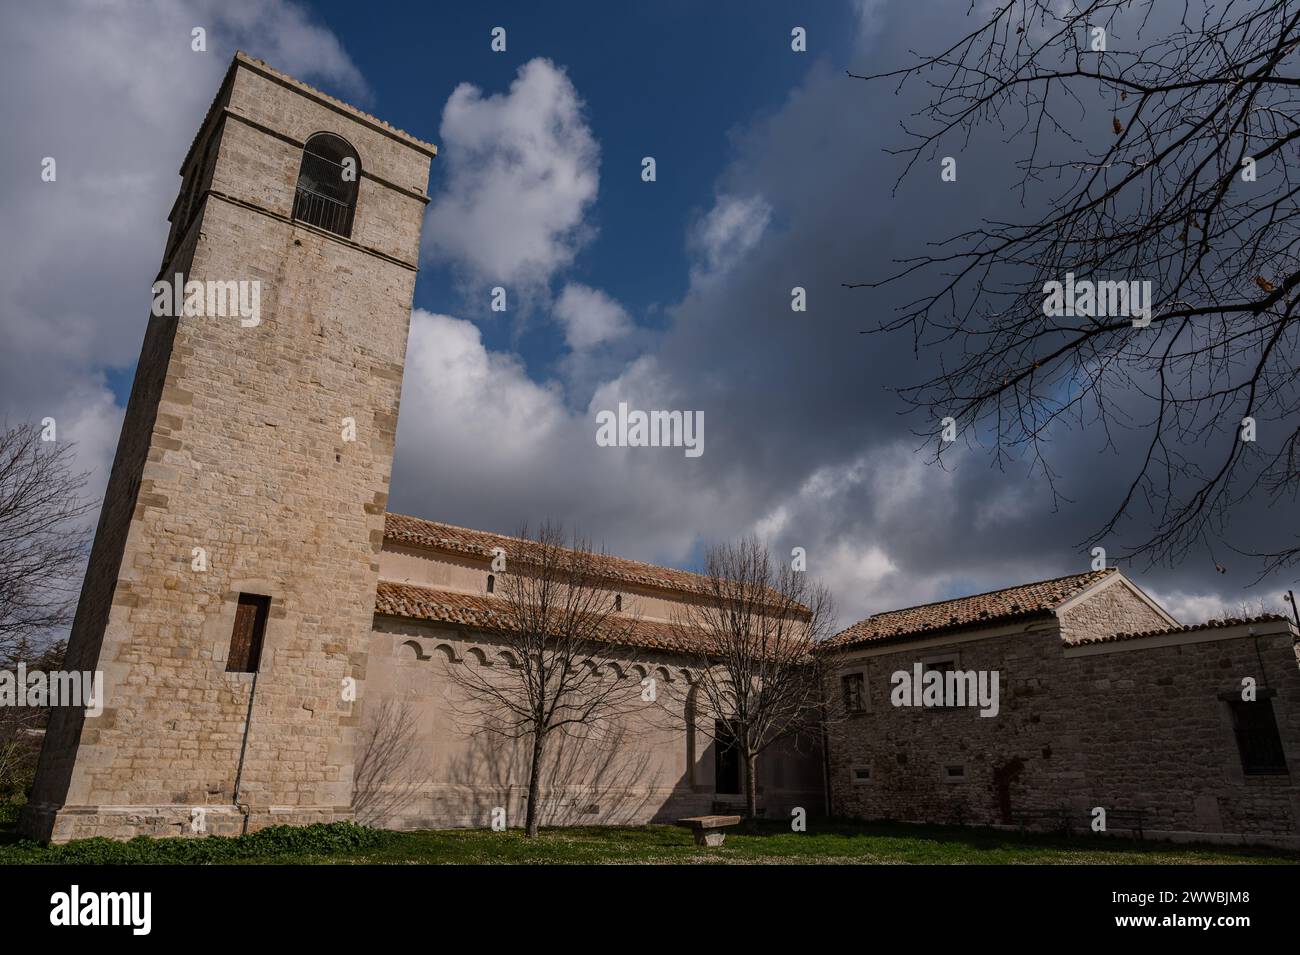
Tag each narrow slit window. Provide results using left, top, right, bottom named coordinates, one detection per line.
left=841, top=672, right=865, bottom=713
left=486, top=573, right=495, bottom=594
left=227, top=593, right=270, bottom=673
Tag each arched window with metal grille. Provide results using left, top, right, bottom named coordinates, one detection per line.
left=292, top=132, right=359, bottom=238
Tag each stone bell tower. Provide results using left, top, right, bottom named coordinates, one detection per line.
left=24, top=53, right=436, bottom=841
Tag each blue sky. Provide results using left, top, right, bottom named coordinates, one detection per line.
left=306, top=0, right=863, bottom=382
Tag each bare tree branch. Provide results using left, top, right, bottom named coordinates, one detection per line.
left=669, top=537, right=840, bottom=823
left=851, top=0, right=1300, bottom=574
left=0, top=639, right=67, bottom=802
left=351, top=699, right=425, bottom=827
left=442, top=522, right=645, bottom=837
left=0, top=421, right=93, bottom=658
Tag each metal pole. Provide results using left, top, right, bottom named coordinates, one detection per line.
left=232, top=668, right=259, bottom=836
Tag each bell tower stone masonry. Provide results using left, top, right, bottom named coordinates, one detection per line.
left=23, top=53, right=436, bottom=841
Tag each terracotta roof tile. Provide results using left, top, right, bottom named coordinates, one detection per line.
left=384, top=513, right=726, bottom=599
left=827, top=569, right=1115, bottom=650
left=374, top=581, right=711, bottom=655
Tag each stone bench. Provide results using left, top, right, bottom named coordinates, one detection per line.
left=677, top=814, right=741, bottom=847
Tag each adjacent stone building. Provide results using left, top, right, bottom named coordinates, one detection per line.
left=825, top=569, right=1300, bottom=846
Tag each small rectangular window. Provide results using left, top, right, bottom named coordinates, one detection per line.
left=227, top=593, right=270, bottom=673
left=851, top=765, right=872, bottom=784
left=841, top=672, right=866, bottom=713
left=1229, top=699, right=1288, bottom=775
left=944, top=764, right=967, bottom=780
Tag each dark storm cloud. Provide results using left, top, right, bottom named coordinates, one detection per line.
left=654, top=2, right=1297, bottom=619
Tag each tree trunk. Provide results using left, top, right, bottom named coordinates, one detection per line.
left=744, top=750, right=758, bottom=829
left=524, top=729, right=546, bottom=838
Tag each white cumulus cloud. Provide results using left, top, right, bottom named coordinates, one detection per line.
left=391, top=311, right=733, bottom=567
left=423, top=59, right=600, bottom=294
left=553, top=283, right=633, bottom=351
left=689, top=193, right=772, bottom=281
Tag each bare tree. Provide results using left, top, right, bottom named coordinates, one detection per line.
left=0, top=638, right=66, bottom=802
left=852, top=1, right=1300, bottom=575
left=670, top=538, right=837, bottom=823
left=351, top=699, right=424, bottom=827
left=1221, top=595, right=1285, bottom=620
left=0, top=422, right=94, bottom=658
left=0, top=422, right=93, bottom=808
left=444, top=523, right=643, bottom=838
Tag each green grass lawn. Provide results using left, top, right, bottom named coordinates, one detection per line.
left=2, top=817, right=1297, bottom=864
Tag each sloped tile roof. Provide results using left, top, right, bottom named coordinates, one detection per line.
left=827, top=569, right=1115, bottom=650
left=384, top=513, right=726, bottom=599
left=1067, top=613, right=1295, bottom=647
left=374, top=581, right=711, bottom=655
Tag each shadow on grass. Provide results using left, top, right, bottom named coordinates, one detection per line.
left=0, top=806, right=24, bottom=846
left=727, top=816, right=1300, bottom=862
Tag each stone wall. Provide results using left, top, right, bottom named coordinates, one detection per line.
left=379, top=543, right=723, bottom=626
left=362, top=617, right=824, bottom=829
left=1058, top=576, right=1173, bottom=642
left=828, top=613, right=1300, bottom=846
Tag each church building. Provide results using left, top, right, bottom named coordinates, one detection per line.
left=22, top=54, right=1300, bottom=848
